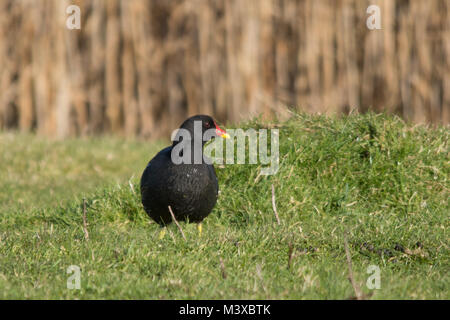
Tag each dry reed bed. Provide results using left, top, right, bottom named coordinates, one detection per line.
left=0, top=0, right=449, bottom=138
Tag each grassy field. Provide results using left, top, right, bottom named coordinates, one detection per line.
left=0, top=113, right=448, bottom=299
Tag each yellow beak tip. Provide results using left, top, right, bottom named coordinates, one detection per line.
left=221, top=133, right=230, bottom=139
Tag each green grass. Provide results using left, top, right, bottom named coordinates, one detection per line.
left=0, top=113, right=448, bottom=299
left=0, top=133, right=165, bottom=213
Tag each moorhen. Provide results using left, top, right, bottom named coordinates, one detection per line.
left=140, top=115, right=229, bottom=233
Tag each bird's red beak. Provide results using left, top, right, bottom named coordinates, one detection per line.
left=214, top=122, right=230, bottom=139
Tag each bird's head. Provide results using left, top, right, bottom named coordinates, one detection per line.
left=173, top=115, right=229, bottom=146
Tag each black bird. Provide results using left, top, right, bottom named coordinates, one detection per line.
left=140, top=115, right=229, bottom=232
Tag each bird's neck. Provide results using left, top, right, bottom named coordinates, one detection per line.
left=172, top=138, right=207, bottom=164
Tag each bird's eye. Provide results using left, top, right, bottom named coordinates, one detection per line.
left=204, top=122, right=211, bottom=128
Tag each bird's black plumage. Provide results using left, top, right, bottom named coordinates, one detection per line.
left=140, top=115, right=227, bottom=225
